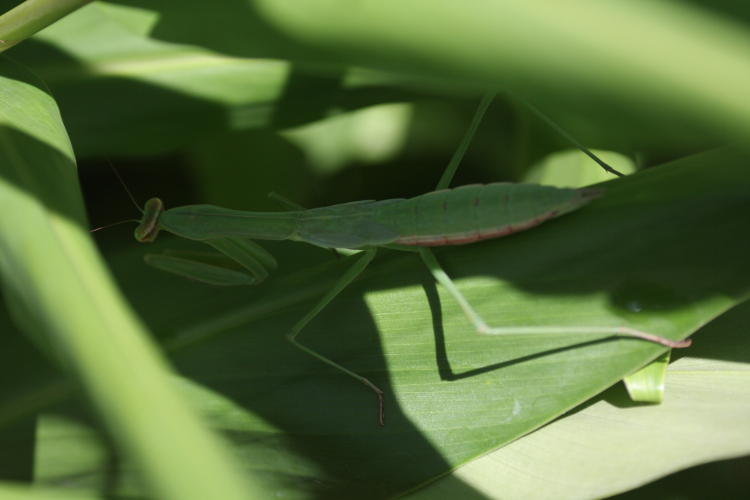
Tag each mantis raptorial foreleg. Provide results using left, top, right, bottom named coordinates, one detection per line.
left=285, top=249, right=385, bottom=424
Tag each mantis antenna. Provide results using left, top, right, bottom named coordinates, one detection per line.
left=106, top=158, right=144, bottom=214
left=89, top=160, right=145, bottom=235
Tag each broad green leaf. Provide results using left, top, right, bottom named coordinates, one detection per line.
left=1, top=1, right=743, bottom=161
left=1, top=1, right=425, bottom=157
left=405, top=301, right=750, bottom=499
left=0, top=68, right=262, bottom=498
left=0, top=0, right=92, bottom=51
left=115, top=0, right=750, bottom=140
left=18, top=148, right=750, bottom=498
left=0, top=481, right=103, bottom=500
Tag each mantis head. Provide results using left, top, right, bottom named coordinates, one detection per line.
left=134, top=197, right=164, bottom=243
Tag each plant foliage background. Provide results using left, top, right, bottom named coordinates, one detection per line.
left=0, top=1, right=749, bottom=499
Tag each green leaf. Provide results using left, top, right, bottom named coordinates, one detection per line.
left=0, top=68, right=263, bottom=498
left=115, top=0, right=750, bottom=140
left=0, top=0, right=92, bottom=51
left=525, top=149, right=637, bottom=187
left=623, top=350, right=670, bottom=404
left=405, top=301, right=750, bottom=499
left=3, top=1, right=424, bottom=156
left=0, top=481, right=103, bottom=500
left=17, top=148, right=750, bottom=498
left=6, top=1, right=747, bottom=160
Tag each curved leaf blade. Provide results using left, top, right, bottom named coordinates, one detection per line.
left=406, top=301, right=750, bottom=499
left=0, top=69, right=263, bottom=499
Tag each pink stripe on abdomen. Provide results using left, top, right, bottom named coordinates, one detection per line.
left=395, top=210, right=558, bottom=246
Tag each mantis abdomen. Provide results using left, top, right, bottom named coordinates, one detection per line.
left=378, top=183, right=600, bottom=246
left=291, top=182, right=600, bottom=248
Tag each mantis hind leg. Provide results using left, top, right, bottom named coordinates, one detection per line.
left=418, top=248, right=691, bottom=349
left=512, top=95, right=625, bottom=178
left=435, top=92, right=624, bottom=192
left=286, top=249, right=386, bottom=425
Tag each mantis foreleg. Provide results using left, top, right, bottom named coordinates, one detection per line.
left=286, top=249, right=386, bottom=425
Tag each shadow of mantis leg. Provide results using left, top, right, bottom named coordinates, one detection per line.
left=286, top=248, right=387, bottom=424
left=418, top=248, right=691, bottom=349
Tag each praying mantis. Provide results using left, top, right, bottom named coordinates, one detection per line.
left=132, top=94, right=691, bottom=425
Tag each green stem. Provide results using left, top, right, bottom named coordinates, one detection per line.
left=0, top=0, right=92, bottom=51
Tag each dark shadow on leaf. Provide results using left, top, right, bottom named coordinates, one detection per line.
left=6, top=38, right=429, bottom=157
left=423, top=278, right=614, bottom=381
left=168, top=285, right=468, bottom=499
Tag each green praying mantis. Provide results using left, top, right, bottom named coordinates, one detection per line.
left=129, top=94, right=691, bottom=425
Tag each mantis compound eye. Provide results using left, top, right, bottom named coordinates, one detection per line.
left=134, top=197, right=164, bottom=243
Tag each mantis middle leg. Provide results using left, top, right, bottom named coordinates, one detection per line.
left=286, top=248, right=386, bottom=425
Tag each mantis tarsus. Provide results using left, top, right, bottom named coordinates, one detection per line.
left=131, top=94, right=691, bottom=425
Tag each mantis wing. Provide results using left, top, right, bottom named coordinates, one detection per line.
left=296, top=201, right=402, bottom=249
